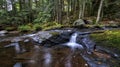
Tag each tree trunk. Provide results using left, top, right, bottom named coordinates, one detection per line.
left=96, top=0, right=104, bottom=24
left=19, top=0, right=22, bottom=11
left=67, top=0, right=70, bottom=23
left=79, top=4, right=82, bottom=19
left=82, top=0, right=86, bottom=19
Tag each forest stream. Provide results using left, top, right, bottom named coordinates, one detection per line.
left=0, top=28, right=120, bottom=67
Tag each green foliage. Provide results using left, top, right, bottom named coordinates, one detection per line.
left=0, top=10, right=8, bottom=24
left=18, top=25, right=33, bottom=32
left=34, top=11, right=51, bottom=23
left=41, top=22, right=62, bottom=30
left=0, top=10, right=22, bottom=25
left=90, top=30, right=120, bottom=50
left=32, top=23, right=42, bottom=31
left=0, top=10, right=7, bottom=16
left=33, top=2, right=53, bottom=23
left=103, top=0, right=120, bottom=19
left=18, top=21, right=62, bottom=32
left=0, top=0, right=120, bottom=30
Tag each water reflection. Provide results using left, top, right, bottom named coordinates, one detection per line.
left=4, top=42, right=21, bottom=53
left=65, top=55, right=72, bottom=67
left=14, top=63, right=22, bottom=67
left=43, top=49, right=52, bottom=67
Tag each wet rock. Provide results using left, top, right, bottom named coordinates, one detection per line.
left=0, top=30, right=8, bottom=36
left=76, top=34, right=95, bottom=54
left=30, top=30, right=73, bottom=46
left=30, top=31, right=54, bottom=44
left=40, top=31, right=73, bottom=47
left=8, top=31, right=20, bottom=34
left=0, top=30, right=8, bottom=34
left=93, top=51, right=111, bottom=59
left=94, top=46, right=120, bottom=59
left=0, top=25, right=3, bottom=30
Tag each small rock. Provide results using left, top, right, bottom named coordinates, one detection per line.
left=0, top=30, right=8, bottom=34
left=73, top=19, right=85, bottom=26
left=97, top=61, right=102, bottom=64
left=0, top=30, right=8, bottom=36
left=85, top=63, right=88, bottom=66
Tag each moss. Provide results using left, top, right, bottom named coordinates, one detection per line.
left=18, top=22, right=62, bottom=32
left=50, top=32, right=59, bottom=36
left=5, top=27, right=16, bottom=31
left=90, top=30, right=120, bottom=50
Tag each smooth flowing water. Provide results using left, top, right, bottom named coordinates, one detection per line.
left=63, top=33, right=83, bottom=51
left=0, top=30, right=119, bottom=67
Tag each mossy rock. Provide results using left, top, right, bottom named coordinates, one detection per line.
left=49, top=32, right=60, bottom=36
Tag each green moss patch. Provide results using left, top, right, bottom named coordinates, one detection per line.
left=90, top=30, right=120, bottom=50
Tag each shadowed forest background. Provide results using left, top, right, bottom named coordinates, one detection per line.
left=0, top=0, right=120, bottom=31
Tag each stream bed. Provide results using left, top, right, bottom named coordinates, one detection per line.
left=0, top=29, right=120, bottom=67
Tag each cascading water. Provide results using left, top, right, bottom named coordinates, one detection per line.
left=69, top=33, right=77, bottom=42
left=63, top=33, right=83, bottom=51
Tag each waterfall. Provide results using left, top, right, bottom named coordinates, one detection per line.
left=69, top=33, right=77, bottom=43
left=63, top=33, right=83, bottom=50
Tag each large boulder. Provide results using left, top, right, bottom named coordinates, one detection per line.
left=73, top=19, right=85, bottom=26
left=30, top=30, right=73, bottom=46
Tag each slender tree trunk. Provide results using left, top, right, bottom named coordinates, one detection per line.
left=3, top=0, right=7, bottom=11
left=82, top=0, right=86, bottom=19
left=19, top=0, right=22, bottom=11
left=96, top=0, right=104, bottom=24
left=79, top=4, right=82, bottom=19
left=67, top=0, right=70, bottom=22
left=58, top=0, right=62, bottom=23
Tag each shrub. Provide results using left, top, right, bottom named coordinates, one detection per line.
left=41, top=22, right=62, bottom=30
left=33, top=23, right=42, bottom=31
left=18, top=25, right=33, bottom=32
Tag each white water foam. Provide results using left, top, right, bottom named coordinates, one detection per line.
left=63, top=33, right=83, bottom=51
